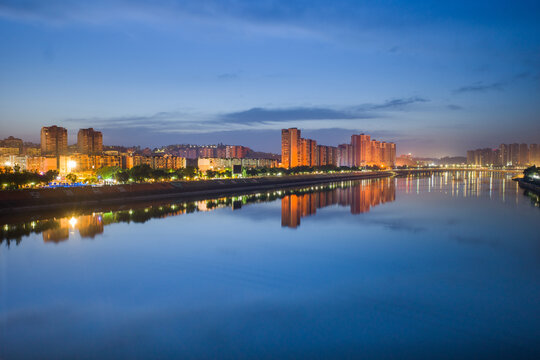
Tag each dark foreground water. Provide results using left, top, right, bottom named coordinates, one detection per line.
left=1, top=172, right=539, bottom=359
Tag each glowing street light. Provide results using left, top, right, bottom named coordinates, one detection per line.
left=67, top=160, right=77, bottom=173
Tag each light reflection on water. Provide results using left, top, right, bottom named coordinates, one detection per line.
left=1, top=172, right=539, bottom=359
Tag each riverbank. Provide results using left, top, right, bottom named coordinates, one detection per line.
left=518, top=178, right=540, bottom=194
left=0, top=171, right=392, bottom=214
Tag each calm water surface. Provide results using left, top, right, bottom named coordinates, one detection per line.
left=1, top=172, right=540, bottom=359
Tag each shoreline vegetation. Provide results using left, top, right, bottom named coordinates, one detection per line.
left=0, top=163, right=525, bottom=191
left=0, top=164, right=380, bottom=190
left=0, top=171, right=392, bottom=213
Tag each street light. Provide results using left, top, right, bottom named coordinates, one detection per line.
left=67, top=160, right=77, bottom=173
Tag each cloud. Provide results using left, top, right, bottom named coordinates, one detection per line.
left=447, top=104, right=463, bottom=110
left=453, top=81, right=506, bottom=94
left=452, top=71, right=534, bottom=95
left=65, top=111, right=212, bottom=133
left=359, top=97, right=428, bottom=111
left=217, top=72, right=240, bottom=80
left=0, top=0, right=325, bottom=41
left=219, top=97, right=428, bottom=126
left=65, top=97, right=429, bottom=139
left=220, top=107, right=365, bottom=124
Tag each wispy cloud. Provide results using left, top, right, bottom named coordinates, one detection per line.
left=217, top=72, right=240, bottom=80
left=0, top=0, right=325, bottom=40
left=453, top=81, right=506, bottom=94
left=219, top=107, right=365, bottom=124
left=65, top=97, right=429, bottom=134
left=447, top=104, right=463, bottom=110
left=219, top=97, right=428, bottom=125
left=358, top=97, right=428, bottom=111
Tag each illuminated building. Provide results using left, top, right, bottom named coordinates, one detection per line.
left=337, top=144, right=354, bottom=167
left=499, top=144, right=509, bottom=166
left=509, top=143, right=520, bottom=166
left=77, top=128, right=103, bottom=154
left=0, top=147, right=20, bottom=156
left=370, top=140, right=382, bottom=166
left=519, top=143, right=529, bottom=165
left=300, top=138, right=318, bottom=167
left=198, top=157, right=277, bottom=172
left=41, top=126, right=67, bottom=157
left=282, top=129, right=395, bottom=168
left=351, top=134, right=371, bottom=166
left=281, top=128, right=301, bottom=168
left=317, top=145, right=328, bottom=166
left=468, top=143, right=539, bottom=167
left=24, top=147, right=41, bottom=156
left=0, top=136, right=23, bottom=155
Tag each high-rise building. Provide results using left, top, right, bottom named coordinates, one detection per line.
left=317, top=145, right=328, bottom=166
left=337, top=144, right=353, bottom=167
left=499, top=144, right=509, bottom=166
left=382, top=142, right=396, bottom=167
left=519, top=143, right=529, bottom=165
left=281, top=128, right=301, bottom=168
left=41, top=125, right=68, bottom=156
left=370, top=140, right=382, bottom=166
left=351, top=134, right=371, bottom=166
left=300, top=138, right=317, bottom=167
left=509, top=143, right=520, bottom=166
left=466, top=148, right=498, bottom=166
left=529, top=144, right=540, bottom=166
left=77, top=128, right=103, bottom=155
left=389, top=142, right=396, bottom=166
left=282, top=128, right=394, bottom=168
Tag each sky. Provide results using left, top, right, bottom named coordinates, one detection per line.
left=0, top=0, right=539, bottom=157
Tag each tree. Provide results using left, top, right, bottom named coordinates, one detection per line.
left=114, top=170, right=130, bottom=183
left=129, top=164, right=153, bottom=182
left=96, top=166, right=121, bottom=180
left=65, top=173, right=77, bottom=183
left=43, top=170, right=59, bottom=183
left=152, top=169, right=169, bottom=181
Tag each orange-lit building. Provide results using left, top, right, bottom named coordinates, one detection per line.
left=351, top=134, right=371, bottom=167
left=281, top=128, right=301, bottom=168
left=41, top=126, right=67, bottom=156
left=337, top=144, right=354, bottom=167
left=282, top=128, right=394, bottom=168
left=77, top=128, right=103, bottom=155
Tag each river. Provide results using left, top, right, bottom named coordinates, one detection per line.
left=1, top=172, right=539, bottom=359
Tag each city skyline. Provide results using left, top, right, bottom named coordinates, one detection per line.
left=1, top=1, right=539, bottom=157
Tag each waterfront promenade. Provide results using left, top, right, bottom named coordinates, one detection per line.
left=0, top=171, right=392, bottom=213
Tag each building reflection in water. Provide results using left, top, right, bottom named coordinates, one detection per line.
left=281, top=178, right=396, bottom=228
left=42, top=215, right=104, bottom=243
left=0, top=172, right=533, bottom=247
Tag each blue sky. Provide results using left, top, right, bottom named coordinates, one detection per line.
left=0, top=0, right=539, bottom=156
